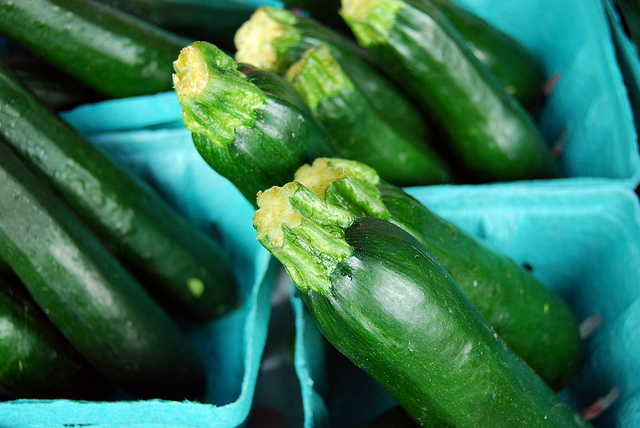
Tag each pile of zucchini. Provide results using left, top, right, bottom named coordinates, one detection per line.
left=0, top=0, right=593, bottom=424
left=0, top=0, right=243, bottom=401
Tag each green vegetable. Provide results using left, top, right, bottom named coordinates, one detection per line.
left=340, top=0, right=559, bottom=183
left=294, top=158, right=582, bottom=390
left=0, top=59, right=238, bottom=320
left=0, top=53, right=105, bottom=111
left=173, top=40, right=334, bottom=206
left=285, top=44, right=454, bottom=186
left=234, top=7, right=430, bottom=141
left=0, top=0, right=191, bottom=98
left=427, top=0, right=546, bottom=112
left=253, top=181, right=591, bottom=427
left=0, top=139, right=207, bottom=400
left=278, top=0, right=345, bottom=29
left=0, top=270, right=108, bottom=399
left=93, top=0, right=264, bottom=51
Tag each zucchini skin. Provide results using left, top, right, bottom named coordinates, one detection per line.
left=254, top=184, right=590, bottom=427
left=286, top=44, right=454, bottom=186
left=1, top=53, right=105, bottom=111
left=174, top=41, right=335, bottom=206
left=93, top=0, right=262, bottom=51
left=0, top=140, right=206, bottom=400
left=0, top=59, right=238, bottom=320
left=294, top=158, right=582, bottom=390
left=341, top=0, right=559, bottom=183
left=234, top=7, right=431, bottom=142
left=0, top=0, right=191, bottom=98
left=428, top=0, right=546, bottom=112
left=0, top=271, right=108, bottom=399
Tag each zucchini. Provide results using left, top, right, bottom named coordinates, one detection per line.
left=0, top=53, right=105, bottom=111
left=285, top=44, right=454, bottom=186
left=234, top=7, right=430, bottom=140
left=340, top=0, right=559, bottom=183
left=0, top=270, right=108, bottom=399
left=294, top=158, right=582, bottom=390
left=0, top=59, right=238, bottom=320
left=93, top=0, right=270, bottom=52
left=0, top=0, right=192, bottom=98
left=0, top=139, right=206, bottom=400
left=173, top=40, right=335, bottom=206
left=426, top=0, right=546, bottom=112
left=253, top=181, right=591, bottom=427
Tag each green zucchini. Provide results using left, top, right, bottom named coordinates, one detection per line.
left=0, top=138, right=206, bottom=400
left=285, top=44, right=454, bottom=186
left=253, top=181, right=591, bottom=427
left=294, top=158, right=582, bottom=390
left=173, top=40, right=335, bottom=206
left=0, top=270, right=108, bottom=399
left=93, top=0, right=268, bottom=51
left=0, top=0, right=191, bottom=98
left=340, top=0, right=559, bottom=183
left=278, top=0, right=345, bottom=29
left=426, top=0, right=546, bottom=112
left=234, top=7, right=430, bottom=141
left=0, top=59, right=238, bottom=320
left=0, top=53, right=105, bottom=111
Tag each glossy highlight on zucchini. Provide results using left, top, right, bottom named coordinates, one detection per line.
left=285, top=44, right=454, bottom=186
left=0, top=0, right=191, bottom=98
left=0, top=58, right=238, bottom=320
left=0, top=139, right=206, bottom=400
left=294, top=157, right=582, bottom=390
left=173, top=40, right=334, bottom=206
left=253, top=181, right=591, bottom=427
left=340, top=0, right=559, bottom=183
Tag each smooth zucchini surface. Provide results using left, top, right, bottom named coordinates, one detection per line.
left=253, top=182, right=591, bottom=427
left=341, top=0, right=559, bottom=182
left=294, top=158, right=583, bottom=390
left=0, top=58, right=238, bottom=320
left=0, top=271, right=107, bottom=399
left=286, top=44, right=454, bottom=186
left=0, top=139, right=207, bottom=400
left=0, top=0, right=191, bottom=97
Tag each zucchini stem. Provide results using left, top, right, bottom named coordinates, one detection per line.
left=254, top=182, right=354, bottom=295
left=295, top=158, right=389, bottom=219
left=173, top=41, right=266, bottom=147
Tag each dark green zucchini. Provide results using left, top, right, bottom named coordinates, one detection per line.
left=285, top=44, right=454, bottom=186
left=341, top=0, right=559, bottom=183
left=253, top=182, right=591, bottom=427
left=0, top=270, right=108, bottom=399
left=0, top=139, right=206, bottom=400
left=0, top=0, right=191, bottom=98
left=0, top=59, right=238, bottom=320
left=294, top=158, right=582, bottom=390
left=93, top=0, right=263, bottom=52
left=0, top=53, right=105, bottom=111
left=234, top=7, right=430, bottom=141
left=426, top=0, right=546, bottom=113
left=173, top=40, right=335, bottom=206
